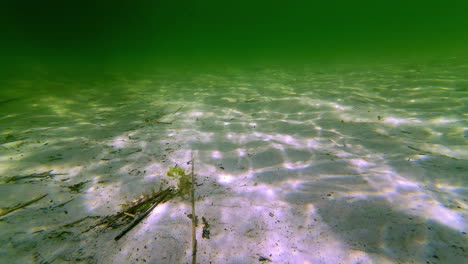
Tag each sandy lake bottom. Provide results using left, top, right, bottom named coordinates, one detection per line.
left=0, top=59, right=467, bottom=264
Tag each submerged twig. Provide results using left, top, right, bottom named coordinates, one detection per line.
left=153, top=121, right=172, bottom=124
left=114, top=188, right=174, bottom=241
left=83, top=189, right=173, bottom=234
left=62, top=216, right=101, bottom=228
left=3, top=171, right=63, bottom=183
left=0, top=194, right=48, bottom=217
left=191, top=152, right=197, bottom=264
left=144, top=105, right=183, bottom=124
left=51, top=199, right=75, bottom=210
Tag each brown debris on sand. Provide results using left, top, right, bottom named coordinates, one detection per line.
left=0, top=194, right=48, bottom=217
left=80, top=188, right=175, bottom=239
left=3, top=171, right=64, bottom=183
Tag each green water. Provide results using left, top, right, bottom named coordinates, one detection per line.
left=2, top=0, right=468, bottom=77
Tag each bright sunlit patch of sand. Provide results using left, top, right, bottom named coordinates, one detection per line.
left=429, top=117, right=460, bottom=124
left=237, top=148, right=247, bottom=157
left=253, top=132, right=304, bottom=148
left=108, top=136, right=130, bottom=149
left=394, top=178, right=420, bottom=189
left=187, top=111, right=204, bottom=118
left=306, top=203, right=317, bottom=214
left=350, top=158, right=372, bottom=168
left=375, top=171, right=468, bottom=231
left=222, top=97, right=237, bottom=103
left=329, top=102, right=346, bottom=110
left=306, top=139, right=321, bottom=149
left=282, top=135, right=299, bottom=145
left=425, top=205, right=467, bottom=230
left=68, top=166, right=84, bottom=177
left=283, top=161, right=310, bottom=170
left=383, top=117, right=421, bottom=126
left=218, top=174, right=233, bottom=184
left=252, top=184, right=277, bottom=200
left=436, top=183, right=468, bottom=197
left=271, top=142, right=285, bottom=151
left=286, top=179, right=304, bottom=189
left=211, top=151, right=222, bottom=159
left=343, top=250, right=378, bottom=264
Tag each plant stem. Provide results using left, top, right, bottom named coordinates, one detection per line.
left=191, top=152, right=197, bottom=264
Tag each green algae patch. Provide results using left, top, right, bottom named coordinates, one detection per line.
left=167, top=166, right=192, bottom=197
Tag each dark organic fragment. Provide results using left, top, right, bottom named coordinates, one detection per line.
left=3, top=171, right=64, bottom=183
left=0, top=194, right=48, bottom=217
left=202, top=216, right=210, bottom=239
left=67, top=181, right=90, bottom=193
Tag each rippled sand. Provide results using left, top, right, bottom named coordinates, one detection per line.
left=0, top=58, right=466, bottom=264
